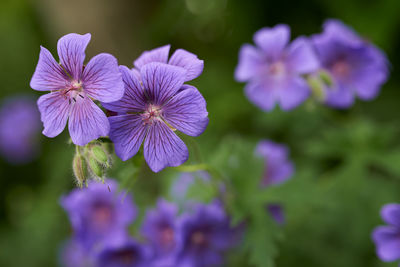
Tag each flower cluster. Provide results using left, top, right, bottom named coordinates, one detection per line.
left=61, top=179, right=238, bottom=267
left=235, top=20, right=389, bottom=111
left=31, top=35, right=208, bottom=173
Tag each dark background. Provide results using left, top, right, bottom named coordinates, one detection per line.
left=0, top=0, right=400, bottom=266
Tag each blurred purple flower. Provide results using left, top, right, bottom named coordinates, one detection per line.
left=61, top=239, right=94, bottom=267
left=255, top=140, right=294, bottom=187
left=133, top=45, right=204, bottom=82
left=0, top=96, right=41, bottom=164
left=372, top=203, right=400, bottom=263
left=104, top=62, right=208, bottom=172
left=96, top=238, right=150, bottom=267
left=30, top=33, right=124, bottom=145
left=266, top=204, right=285, bottom=226
left=235, top=24, right=319, bottom=111
left=312, top=19, right=389, bottom=108
left=141, top=199, right=180, bottom=263
left=176, top=201, right=237, bottom=267
left=60, top=179, right=136, bottom=248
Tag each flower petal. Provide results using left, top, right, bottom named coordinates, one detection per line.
left=82, top=53, right=125, bottom=103
left=102, top=66, right=146, bottom=113
left=68, top=96, right=109, bottom=146
left=163, top=86, right=209, bottom=136
left=37, top=92, right=70, bottom=138
left=235, top=44, right=263, bottom=82
left=30, top=46, right=69, bottom=91
left=253, top=25, right=290, bottom=58
left=168, top=49, right=204, bottom=81
left=144, top=121, right=188, bottom=172
left=277, top=77, right=310, bottom=110
left=372, top=226, right=400, bottom=262
left=244, top=79, right=278, bottom=111
left=134, top=45, right=170, bottom=69
left=57, top=33, right=91, bottom=80
left=381, top=204, right=400, bottom=227
left=141, top=62, right=186, bottom=105
left=324, top=82, right=355, bottom=108
left=286, top=37, right=319, bottom=74
left=109, top=114, right=147, bottom=161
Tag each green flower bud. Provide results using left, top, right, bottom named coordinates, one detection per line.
left=72, top=154, right=87, bottom=188
left=319, top=70, right=334, bottom=87
left=88, top=157, right=103, bottom=178
left=307, top=76, right=325, bottom=101
left=91, top=145, right=109, bottom=166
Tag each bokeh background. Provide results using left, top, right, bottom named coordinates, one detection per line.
left=1, top=0, right=400, bottom=266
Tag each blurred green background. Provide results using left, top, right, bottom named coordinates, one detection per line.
left=1, top=0, right=400, bottom=266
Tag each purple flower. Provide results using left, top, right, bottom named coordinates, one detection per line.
left=103, top=61, right=209, bottom=172
left=141, top=199, right=180, bottom=262
left=133, top=45, right=204, bottom=82
left=60, top=179, right=136, bottom=248
left=0, top=96, right=41, bottom=164
left=235, top=24, right=319, bottom=111
left=372, top=203, right=400, bottom=263
left=60, top=239, right=95, bottom=267
left=312, top=19, right=389, bottom=108
left=96, top=238, right=150, bottom=267
left=30, top=33, right=124, bottom=146
left=176, top=201, right=237, bottom=267
left=255, top=140, right=294, bottom=187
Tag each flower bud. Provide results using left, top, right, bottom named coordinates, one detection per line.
left=307, top=76, right=325, bottom=101
left=319, top=70, right=333, bottom=87
left=72, top=154, right=87, bottom=187
left=88, top=157, right=103, bottom=178
left=91, top=145, right=109, bottom=166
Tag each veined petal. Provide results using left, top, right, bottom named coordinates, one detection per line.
left=68, top=96, right=109, bottom=146
left=57, top=33, right=91, bottom=80
left=82, top=53, right=125, bottom=103
left=102, top=66, right=146, bottom=113
left=286, top=37, right=319, bottom=74
left=37, top=92, right=71, bottom=138
left=168, top=49, right=204, bottom=81
left=144, top=121, right=188, bottom=172
left=109, top=114, right=147, bottom=161
left=253, top=25, right=290, bottom=59
left=277, top=77, right=310, bottom=110
left=163, top=86, right=209, bottom=137
left=235, top=44, right=263, bottom=82
left=30, top=46, right=69, bottom=91
left=141, top=63, right=186, bottom=105
left=134, top=45, right=170, bottom=69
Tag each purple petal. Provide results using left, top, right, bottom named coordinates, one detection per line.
left=322, top=19, right=362, bottom=47
left=264, top=161, right=294, bottom=186
left=277, top=77, right=310, bottom=110
left=244, top=80, right=278, bottom=111
left=134, top=45, right=170, bottom=69
left=235, top=44, right=263, bottom=82
left=286, top=37, right=319, bottom=74
left=109, top=114, right=147, bottom=161
left=68, top=96, right=109, bottom=146
left=163, top=86, right=209, bottom=137
left=372, top=226, right=400, bottom=262
left=57, top=33, right=91, bottom=80
left=102, top=66, right=146, bottom=113
left=37, top=92, right=70, bottom=138
left=267, top=204, right=285, bottom=225
left=82, top=53, right=124, bottom=103
left=30, top=46, right=68, bottom=91
left=324, top=82, right=355, bottom=108
left=168, top=49, right=204, bottom=81
left=141, top=62, right=186, bottom=105
left=144, top=121, right=188, bottom=172
left=381, top=204, right=400, bottom=227
left=253, top=25, right=290, bottom=58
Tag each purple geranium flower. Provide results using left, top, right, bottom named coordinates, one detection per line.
left=312, top=19, right=389, bottom=108
left=103, top=61, right=208, bottom=172
left=141, top=199, right=180, bottom=266
left=60, top=239, right=95, bottom=267
left=96, top=238, right=150, bottom=267
left=60, top=179, right=136, bottom=248
left=176, top=201, right=237, bottom=267
left=372, top=203, right=400, bottom=263
left=30, top=33, right=124, bottom=146
left=0, top=96, right=41, bottom=164
left=235, top=24, right=319, bottom=111
left=255, top=140, right=294, bottom=187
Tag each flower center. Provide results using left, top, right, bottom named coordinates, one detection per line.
left=91, top=202, right=113, bottom=230
left=142, top=104, right=162, bottom=125
left=62, top=80, right=85, bottom=103
left=331, top=60, right=350, bottom=78
left=112, top=249, right=137, bottom=265
left=191, top=231, right=207, bottom=247
left=268, top=61, right=286, bottom=79
left=160, top=227, right=175, bottom=248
